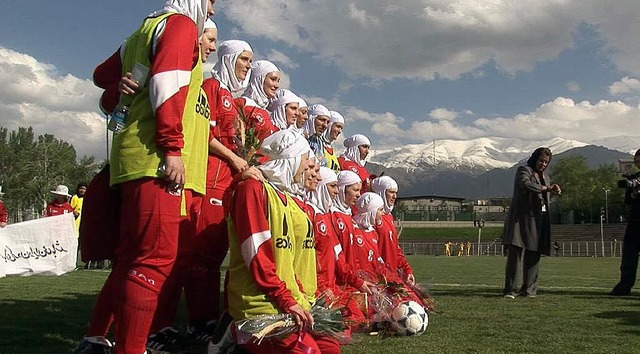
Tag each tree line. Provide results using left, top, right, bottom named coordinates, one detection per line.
left=0, top=126, right=102, bottom=222
left=551, top=154, right=626, bottom=224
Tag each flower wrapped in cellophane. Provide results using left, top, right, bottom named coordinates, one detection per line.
left=233, top=292, right=350, bottom=345
left=232, top=104, right=263, bottom=166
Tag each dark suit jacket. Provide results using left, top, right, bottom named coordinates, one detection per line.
left=502, top=165, right=552, bottom=255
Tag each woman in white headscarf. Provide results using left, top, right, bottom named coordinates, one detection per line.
left=372, top=176, right=415, bottom=286
left=267, top=89, right=300, bottom=130
left=234, top=60, right=281, bottom=144
left=351, top=192, right=387, bottom=279
left=212, top=39, right=253, bottom=98
left=307, top=167, right=372, bottom=340
left=331, top=170, right=362, bottom=270
left=226, top=129, right=338, bottom=354
left=339, top=134, right=372, bottom=192
left=321, top=110, right=345, bottom=172
left=292, top=97, right=309, bottom=134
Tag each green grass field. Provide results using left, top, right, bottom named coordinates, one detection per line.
left=1, top=256, right=638, bottom=354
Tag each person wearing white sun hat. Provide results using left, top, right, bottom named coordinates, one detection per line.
left=0, top=186, right=7, bottom=227
left=45, top=185, right=74, bottom=217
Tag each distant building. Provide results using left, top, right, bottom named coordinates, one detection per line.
left=395, top=195, right=465, bottom=221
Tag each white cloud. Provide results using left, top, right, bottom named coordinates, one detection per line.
left=567, top=81, right=581, bottom=92
left=265, top=49, right=298, bottom=70
left=429, top=108, right=459, bottom=121
left=219, top=0, right=640, bottom=80
left=338, top=97, right=640, bottom=148
left=0, top=47, right=106, bottom=159
left=473, top=97, right=639, bottom=143
left=609, top=76, right=640, bottom=95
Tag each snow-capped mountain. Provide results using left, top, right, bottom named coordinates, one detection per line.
left=591, top=135, right=640, bottom=155
left=368, top=137, right=588, bottom=172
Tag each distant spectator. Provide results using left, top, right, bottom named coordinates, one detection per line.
left=70, top=183, right=87, bottom=233
left=553, top=241, right=560, bottom=257
left=45, top=185, right=74, bottom=217
left=0, top=186, right=7, bottom=227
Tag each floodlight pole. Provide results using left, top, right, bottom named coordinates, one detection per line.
left=603, top=188, right=610, bottom=225
left=600, top=207, right=605, bottom=257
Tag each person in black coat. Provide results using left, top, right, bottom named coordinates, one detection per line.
left=609, top=149, right=640, bottom=296
left=502, top=147, right=561, bottom=299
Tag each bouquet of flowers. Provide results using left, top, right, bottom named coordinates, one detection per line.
left=234, top=292, right=349, bottom=345
left=232, top=104, right=263, bottom=166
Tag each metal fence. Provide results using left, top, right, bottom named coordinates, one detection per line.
left=400, top=240, right=624, bottom=257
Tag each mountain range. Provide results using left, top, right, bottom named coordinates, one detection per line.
left=365, top=136, right=636, bottom=199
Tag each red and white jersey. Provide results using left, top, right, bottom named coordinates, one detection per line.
left=234, top=97, right=279, bottom=143
left=352, top=226, right=385, bottom=279
left=313, top=210, right=363, bottom=294
left=93, top=14, right=200, bottom=155
left=203, top=77, right=237, bottom=192
left=338, top=156, right=371, bottom=192
left=375, top=213, right=413, bottom=276
left=45, top=201, right=74, bottom=217
left=331, top=209, right=358, bottom=272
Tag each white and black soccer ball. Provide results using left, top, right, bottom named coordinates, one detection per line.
left=390, top=300, right=428, bottom=336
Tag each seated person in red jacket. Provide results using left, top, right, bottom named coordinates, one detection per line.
left=45, top=185, right=74, bottom=217
left=372, top=176, right=415, bottom=286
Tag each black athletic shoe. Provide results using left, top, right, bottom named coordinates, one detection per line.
left=187, top=320, right=218, bottom=345
left=72, top=337, right=113, bottom=354
left=146, top=327, right=186, bottom=354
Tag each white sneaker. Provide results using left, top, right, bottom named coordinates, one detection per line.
left=208, top=324, right=234, bottom=354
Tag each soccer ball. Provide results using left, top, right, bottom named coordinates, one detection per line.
left=390, top=300, right=428, bottom=336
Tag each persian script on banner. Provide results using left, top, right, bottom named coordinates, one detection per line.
left=0, top=213, right=78, bottom=277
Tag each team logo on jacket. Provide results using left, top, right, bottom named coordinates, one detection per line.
left=255, top=113, right=264, bottom=125
left=356, top=235, right=364, bottom=247
left=222, top=96, right=232, bottom=111
left=318, top=220, right=327, bottom=235
left=336, top=219, right=345, bottom=231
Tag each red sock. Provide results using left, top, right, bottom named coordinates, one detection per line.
left=87, top=272, right=116, bottom=336
left=113, top=276, right=159, bottom=354
left=149, top=263, right=185, bottom=333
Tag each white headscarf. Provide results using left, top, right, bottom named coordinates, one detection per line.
left=267, top=89, right=300, bottom=130
left=212, top=40, right=253, bottom=98
left=258, top=130, right=311, bottom=195
left=323, top=110, right=345, bottom=143
left=371, top=176, right=398, bottom=214
left=307, top=167, right=338, bottom=213
left=243, top=60, right=279, bottom=109
left=353, top=192, right=384, bottom=230
left=304, top=104, right=331, bottom=137
left=342, top=134, right=371, bottom=167
left=151, top=0, right=210, bottom=35
left=332, top=170, right=361, bottom=214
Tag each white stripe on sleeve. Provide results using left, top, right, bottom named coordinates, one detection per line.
left=241, top=230, right=272, bottom=268
left=149, top=70, right=192, bottom=111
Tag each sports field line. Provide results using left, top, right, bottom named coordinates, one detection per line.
left=432, top=283, right=612, bottom=291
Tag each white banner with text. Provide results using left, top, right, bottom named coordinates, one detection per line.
left=0, top=213, right=78, bottom=277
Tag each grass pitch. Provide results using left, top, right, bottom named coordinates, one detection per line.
left=0, top=256, right=638, bottom=354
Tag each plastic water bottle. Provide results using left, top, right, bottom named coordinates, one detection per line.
left=107, top=104, right=129, bottom=133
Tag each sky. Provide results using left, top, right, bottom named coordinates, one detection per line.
left=1, top=0, right=640, bottom=161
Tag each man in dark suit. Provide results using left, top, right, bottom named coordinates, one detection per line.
left=502, top=147, right=561, bottom=299
left=609, top=149, right=640, bottom=296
